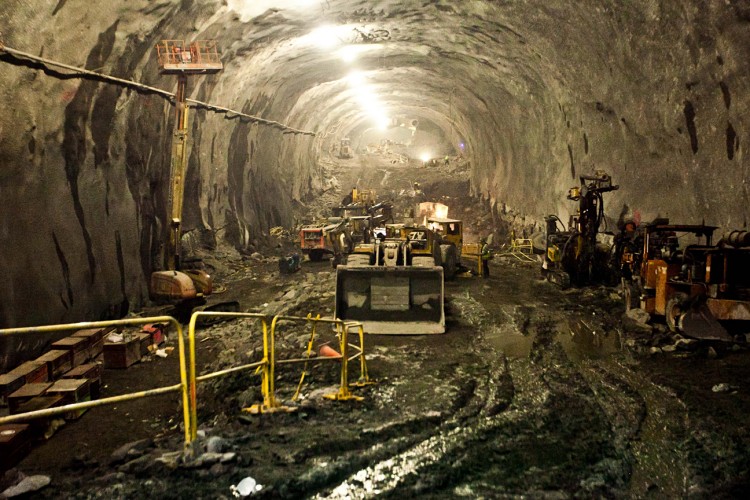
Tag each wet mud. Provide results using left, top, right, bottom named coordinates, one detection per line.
left=10, top=157, right=750, bottom=498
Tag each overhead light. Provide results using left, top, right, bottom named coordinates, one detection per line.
left=339, top=45, right=359, bottom=62
left=346, top=71, right=366, bottom=86
left=309, top=25, right=341, bottom=49
left=375, top=115, right=390, bottom=131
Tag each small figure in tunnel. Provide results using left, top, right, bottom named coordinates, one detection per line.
left=481, top=238, right=492, bottom=278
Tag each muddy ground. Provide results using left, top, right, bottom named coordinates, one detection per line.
left=6, top=153, right=750, bottom=499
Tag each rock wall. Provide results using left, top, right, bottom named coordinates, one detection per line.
left=1, top=0, right=749, bottom=329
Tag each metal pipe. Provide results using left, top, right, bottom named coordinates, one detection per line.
left=276, top=355, right=342, bottom=364
left=0, top=383, right=182, bottom=425
left=195, top=360, right=266, bottom=382
left=0, top=43, right=315, bottom=136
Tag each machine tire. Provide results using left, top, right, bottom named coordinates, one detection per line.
left=622, top=281, right=639, bottom=312
left=309, top=249, right=325, bottom=262
left=440, top=244, right=458, bottom=279
left=347, top=254, right=371, bottom=267
left=665, top=294, right=688, bottom=333
left=412, top=256, right=435, bottom=267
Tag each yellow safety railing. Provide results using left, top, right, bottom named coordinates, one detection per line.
left=185, top=312, right=373, bottom=444
left=0, top=316, right=192, bottom=448
left=186, top=312, right=270, bottom=442
left=267, top=315, right=372, bottom=405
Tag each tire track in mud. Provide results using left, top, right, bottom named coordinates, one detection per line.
left=578, top=359, right=693, bottom=497
left=304, top=293, right=631, bottom=498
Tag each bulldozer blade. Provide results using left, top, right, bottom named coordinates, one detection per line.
left=679, top=304, right=733, bottom=341
left=335, top=265, right=445, bottom=334
left=193, top=301, right=242, bottom=326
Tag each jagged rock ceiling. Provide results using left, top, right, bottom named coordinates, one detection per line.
left=1, top=0, right=749, bottom=327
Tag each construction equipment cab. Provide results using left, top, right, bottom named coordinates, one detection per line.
left=427, top=217, right=463, bottom=279
left=339, top=137, right=353, bottom=159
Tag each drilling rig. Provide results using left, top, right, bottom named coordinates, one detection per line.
left=543, top=170, right=619, bottom=288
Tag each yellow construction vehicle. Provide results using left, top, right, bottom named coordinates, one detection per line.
left=335, top=223, right=450, bottom=334
left=427, top=217, right=463, bottom=279
left=149, top=41, right=237, bottom=319
left=338, top=137, right=353, bottom=159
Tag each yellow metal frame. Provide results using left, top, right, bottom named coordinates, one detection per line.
left=185, top=313, right=373, bottom=442
left=0, top=316, right=192, bottom=448
left=1, top=312, right=374, bottom=453
left=186, top=312, right=272, bottom=440
left=264, top=315, right=370, bottom=404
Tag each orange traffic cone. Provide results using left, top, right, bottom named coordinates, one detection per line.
left=319, top=344, right=341, bottom=358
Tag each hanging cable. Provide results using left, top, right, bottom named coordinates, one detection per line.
left=0, top=42, right=315, bottom=136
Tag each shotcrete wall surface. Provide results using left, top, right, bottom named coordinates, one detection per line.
left=1, top=0, right=749, bottom=329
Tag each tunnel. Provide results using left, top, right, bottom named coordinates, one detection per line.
left=1, top=1, right=750, bottom=498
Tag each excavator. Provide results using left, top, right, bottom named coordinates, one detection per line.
left=149, top=40, right=237, bottom=320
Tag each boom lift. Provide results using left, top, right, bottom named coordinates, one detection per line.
left=149, top=40, right=226, bottom=309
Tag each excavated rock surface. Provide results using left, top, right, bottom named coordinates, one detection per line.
left=1, top=2, right=749, bottom=337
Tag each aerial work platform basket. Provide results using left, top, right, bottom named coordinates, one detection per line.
left=155, top=40, right=223, bottom=74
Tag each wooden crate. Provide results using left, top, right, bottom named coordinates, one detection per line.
left=72, top=328, right=108, bottom=360
left=36, top=350, right=73, bottom=380
left=8, top=360, right=49, bottom=384
left=0, top=372, right=26, bottom=407
left=47, top=379, right=91, bottom=420
left=51, top=336, right=89, bottom=367
left=103, top=336, right=142, bottom=369
left=0, top=424, right=33, bottom=470
left=136, top=332, right=153, bottom=357
left=8, top=383, right=52, bottom=414
left=63, top=363, right=102, bottom=399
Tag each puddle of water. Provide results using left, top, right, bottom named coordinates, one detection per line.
left=558, top=317, right=621, bottom=363
left=485, top=311, right=621, bottom=362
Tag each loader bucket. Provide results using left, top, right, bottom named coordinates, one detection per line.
left=335, top=265, right=445, bottom=334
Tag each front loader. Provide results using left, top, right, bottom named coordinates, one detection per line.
left=335, top=224, right=445, bottom=334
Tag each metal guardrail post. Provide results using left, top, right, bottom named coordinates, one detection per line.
left=187, top=312, right=271, bottom=435
left=347, top=323, right=375, bottom=388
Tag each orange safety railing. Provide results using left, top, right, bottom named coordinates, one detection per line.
left=155, top=40, right=221, bottom=68
left=0, top=317, right=193, bottom=448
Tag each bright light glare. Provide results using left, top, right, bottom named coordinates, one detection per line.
left=420, top=153, right=431, bottom=163
left=337, top=44, right=381, bottom=63
left=346, top=71, right=366, bottom=86
left=376, top=116, right=390, bottom=131
left=309, top=25, right=341, bottom=49
left=339, top=45, right=359, bottom=62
